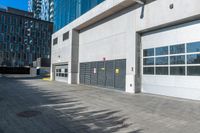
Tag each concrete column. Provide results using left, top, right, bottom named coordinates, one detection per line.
left=71, top=30, right=79, bottom=84
left=135, top=32, right=142, bottom=93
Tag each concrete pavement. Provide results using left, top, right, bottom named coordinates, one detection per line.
left=0, top=76, right=200, bottom=133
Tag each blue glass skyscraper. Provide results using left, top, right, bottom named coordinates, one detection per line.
left=54, top=0, right=104, bottom=32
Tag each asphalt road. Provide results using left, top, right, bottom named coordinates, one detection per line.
left=0, top=76, right=200, bottom=133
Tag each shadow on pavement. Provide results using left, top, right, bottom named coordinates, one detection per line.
left=0, top=77, right=143, bottom=133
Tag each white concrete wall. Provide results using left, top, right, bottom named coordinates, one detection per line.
left=51, top=30, right=72, bottom=83
left=135, top=0, right=200, bottom=31
left=79, top=13, right=127, bottom=62
left=79, top=7, right=136, bottom=92
left=51, top=31, right=72, bottom=64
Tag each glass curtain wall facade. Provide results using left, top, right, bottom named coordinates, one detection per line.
left=28, top=0, right=54, bottom=22
left=0, top=11, right=53, bottom=67
left=41, top=0, right=50, bottom=21
left=54, top=0, right=104, bottom=32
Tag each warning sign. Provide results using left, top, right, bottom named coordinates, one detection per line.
left=115, top=68, right=120, bottom=74
left=101, top=68, right=105, bottom=71
left=94, top=68, right=97, bottom=74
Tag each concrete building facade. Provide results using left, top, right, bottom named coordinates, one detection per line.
left=51, top=0, right=200, bottom=100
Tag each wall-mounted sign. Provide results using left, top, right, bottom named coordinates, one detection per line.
left=115, top=68, right=120, bottom=74
left=101, top=67, right=105, bottom=71
left=94, top=68, right=97, bottom=74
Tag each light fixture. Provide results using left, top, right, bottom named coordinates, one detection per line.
left=135, top=0, right=145, bottom=5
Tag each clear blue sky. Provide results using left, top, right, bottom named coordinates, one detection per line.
left=0, top=0, right=28, bottom=11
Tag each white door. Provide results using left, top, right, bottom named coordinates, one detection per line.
left=141, top=20, right=200, bottom=100
left=55, top=65, right=68, bottom=83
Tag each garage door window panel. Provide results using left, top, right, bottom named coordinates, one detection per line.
left=187, top=42, right=200, bottom=53
left=170, top=55, right=185, bottom=65
left=156, top=46, right=168, bottom=56
left=143, top=58, right=154, bottom=65
left=170, top=44, right=185, bottom=54
left=187, top=66, right=200, bottom=76
left=156, top=67, right=168, bottom=75
left=62, top=73, right=64, bottom=77
left=170, top=66, right=185, bottom=75
left=187, top=54, right=200, bottom=64
left=143, top=48, right=154, bottom=57
left=156, top=57, right=168, bottom=65
left=143, top=67, right=154, bottom=75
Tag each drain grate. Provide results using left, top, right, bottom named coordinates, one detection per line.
left=17, top=110, right=42, bottom=118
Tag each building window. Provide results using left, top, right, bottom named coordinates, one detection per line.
left=53, top=38, right=58, bottom=45
left=170, top=44, right=185, bottom=54
left=187, top=66, right=200, bottom=76
left=170, top=55, right=185, bottom=65
left=143, top=48, right=154, bottom=57
left=143, top=67, right=154, bottom=75
left=187, top=41, right=200, bottom=53
left=156, top=46, right=168, bottom=56
left=63, top=31, right=69, bottom=41
left=156, top=67, right=168, bottom=75
left=156, top=57, right=168, bottom=65
left=143, top=58, right=154, bottom=65
left=187, top=54, right=200, bottom=64
left=170, top=66, right=185, bottom=75
left=56, top=68, right=68, bottom=78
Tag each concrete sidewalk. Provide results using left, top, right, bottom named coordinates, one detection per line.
left=0, top=77, right=200, bottom=133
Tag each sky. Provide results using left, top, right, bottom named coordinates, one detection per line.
left=0, top=0, right=28, bottom=11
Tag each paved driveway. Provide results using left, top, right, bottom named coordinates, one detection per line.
left=0, top=76, right=200, bottom=133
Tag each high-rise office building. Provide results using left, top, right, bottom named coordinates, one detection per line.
left=49, top=0, right=54, bottom=22
left=0, top=7, right=53, bottom=67
left=54, top=0, right=104, bottom=31
left=28, top=0, right=53, bottom=22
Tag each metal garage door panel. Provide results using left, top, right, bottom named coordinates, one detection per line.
left=105, top=61, right=115, bottom=88
left=80, top=63, right=86, bottom=84
left=97, top=61, right=106, bottom=86
left=85, top=63, right=91, bottom=85
left=114, top=59, right=126, bottom=90
left=141, top=20, right=200, bottom=100
left=90, top=62, right=98, bottom=85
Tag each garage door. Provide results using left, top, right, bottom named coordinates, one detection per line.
left=55, top=65, right=68, bottom=83
left=79, top=59, right=126, bottom=91
left=141, top=20, right=200, bottom=100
